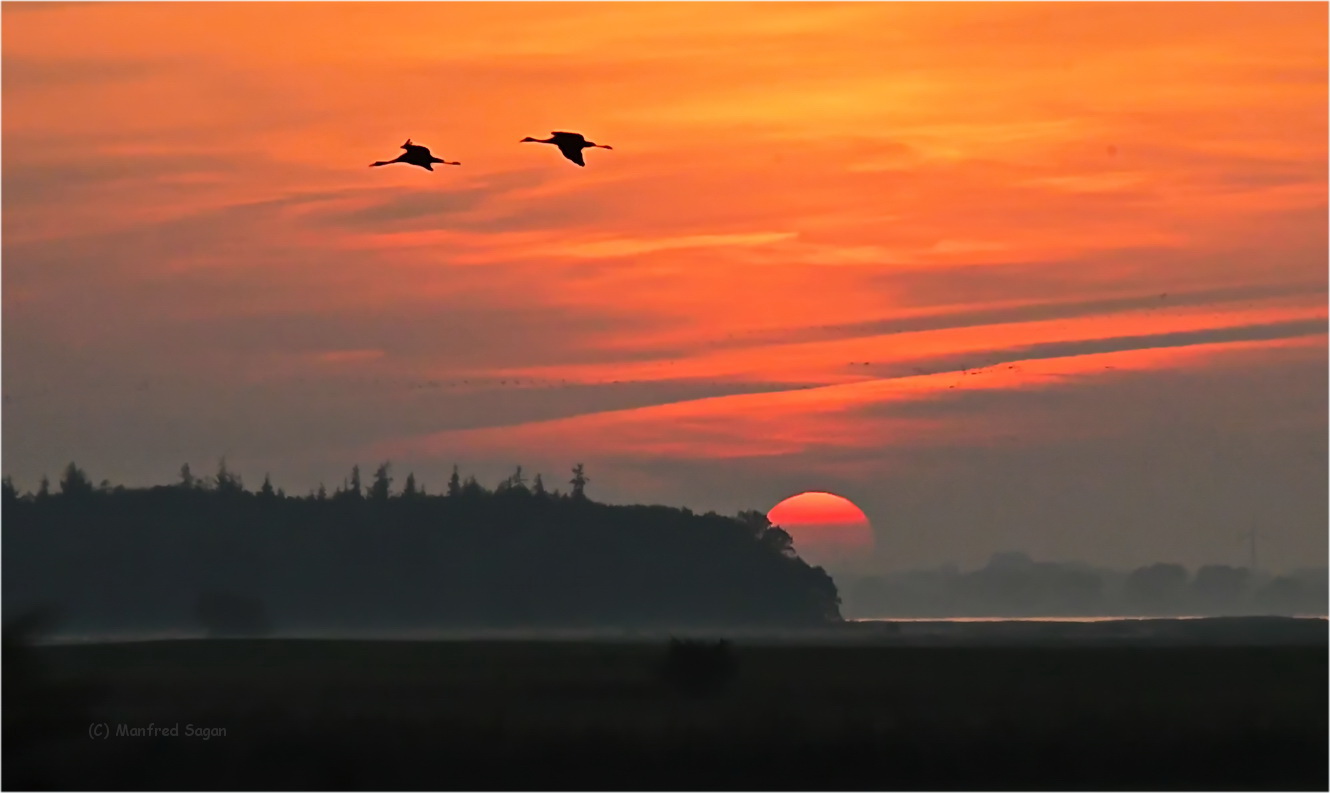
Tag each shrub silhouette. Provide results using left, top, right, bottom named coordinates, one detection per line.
left=661, top=638, right=738, bottom=697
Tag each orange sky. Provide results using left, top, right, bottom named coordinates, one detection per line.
left=3, top=2, right=1326, bottom=572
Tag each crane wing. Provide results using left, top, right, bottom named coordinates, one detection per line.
left=559, top=145, right=586, bottom=167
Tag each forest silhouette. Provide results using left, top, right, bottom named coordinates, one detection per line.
left=2, top=460, right=841, bottom=634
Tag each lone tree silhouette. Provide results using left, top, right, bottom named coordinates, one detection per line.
left=370, top=462, right=393, bottom=503
left=348, top=465, right=363, bottom=500
left=570, top=463, right=590, bottom=501
left=59, top=462, right=93, bottom=498
left=214, top=457, right=244, bottom=495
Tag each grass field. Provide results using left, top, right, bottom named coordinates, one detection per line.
left=5, top=635, right=1327, bottom=790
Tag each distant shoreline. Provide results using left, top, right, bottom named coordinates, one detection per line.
left=28, top=614, right=1327, bottom=648
left=850, top=614, right=1329, bottom=622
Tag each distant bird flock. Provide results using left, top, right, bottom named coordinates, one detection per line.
left=370, top=131, right=612, bottom=171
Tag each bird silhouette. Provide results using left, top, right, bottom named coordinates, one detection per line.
left=370, top=139, right=460, bottom=171
left=520, top=131, right=612, bottom=167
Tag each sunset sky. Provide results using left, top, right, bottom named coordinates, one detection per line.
left=3, top=1, right=1326, bottom=573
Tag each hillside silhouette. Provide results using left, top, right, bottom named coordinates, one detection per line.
left=1, top=461, right=841, bottom=634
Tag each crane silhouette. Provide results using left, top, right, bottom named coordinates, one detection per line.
left=520, top=131, right=612, bottom=167
left=370, top=139, right=460, bottom=171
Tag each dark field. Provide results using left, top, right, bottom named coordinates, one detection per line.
left=6, top=634, right=1328, bottom=791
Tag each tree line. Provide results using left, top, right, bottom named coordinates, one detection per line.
left=843, top=551, right=1325, bottom=618
left=4, top=458, right=592, bottom=504
left=2, top=460, right=842, bottom=634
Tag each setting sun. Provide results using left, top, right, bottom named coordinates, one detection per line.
left=768, top=491, right=875, bottom=570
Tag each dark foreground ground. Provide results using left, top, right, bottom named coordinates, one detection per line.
left=5, top=627, right=1328, bottom=790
